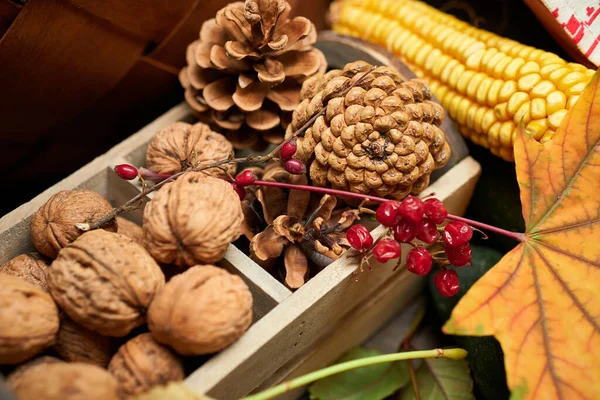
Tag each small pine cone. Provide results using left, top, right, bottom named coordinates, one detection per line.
left=179, top=0, right=327, bottom=150
left=286, top=61, right=451, bottom=200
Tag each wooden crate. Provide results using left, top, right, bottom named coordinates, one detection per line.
left=0, top=33, right=481, bottom=399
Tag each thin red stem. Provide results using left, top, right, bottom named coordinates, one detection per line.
left=253, top=180, right=525, bottom=242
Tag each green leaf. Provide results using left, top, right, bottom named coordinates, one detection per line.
left=309, top=347, right=409, bottom=400
left=400, top=358, right=474, bottom=400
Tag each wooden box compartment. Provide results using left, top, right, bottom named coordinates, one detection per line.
left=0, top=33, right=481, bottom=399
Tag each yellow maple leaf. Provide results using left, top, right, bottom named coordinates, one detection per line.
left=443, top=70, right=600, bottom=400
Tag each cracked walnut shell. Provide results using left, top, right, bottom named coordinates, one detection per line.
left=0, top=275, right=59, bottom=364
left=30, top=190, right=117, bottom=259
left=286, top=61, right=451, bottom=200
left=108, top=333, right=184, bottom=398
left=53, top=317, right=115, bottom=367
left=148, top=265, right=253, bottom=355
left=10, top=362, right=119, bottom=400
left=143, top=174, right=243, bottom=267
left=1, top=253, right=51, bottom=293
left=48, top=230, right=165, bottom=337
left=146, top=121, right=235, bottom=177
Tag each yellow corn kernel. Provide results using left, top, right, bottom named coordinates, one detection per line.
left=456, top=98, right=471, bottom=125
left=540, top=63, right=563, bottom=78
left=526, top=118, right=549, bottom=140
left=507, top=92, right=529, bottom=115
left=503, top=57, right=526, bottom=80
left=546, top=91, right=567, bottom=114
left=498, top=81, right=517, bottom=103
left=567, top=95, right=579, bottom=109
left=473, top=107, right=487, bottom=131
left=485, top=52, right=507, bottom=76
left=424, top=49, right=443, bottom=73
left=565, top=81, right=587, bottom=96
left=466, top=73, right=485, bottom=99
left=540, top=129, right=555, bottom=143
left=440, top=59, right=460, bottom=83
left=519, top=61, right=540, bottom=76
left=494, top=103, right=510, bottom=121
left=548, top=109, right=568, bottom=129
left=531, top=80, right=556, bottom=98
left=481, top=109, right=497, bottom=132
left=415, top=43, right=434, bottom=66
left=490, top=146, right=501, bottom=157
left=528, top=49, right=545, bottom=62
left=568, top=62, right=588, bottom=72
left=516, top=74, right=541, bottom=92
left=530, top=98, right=546, bottom=119
left=448, top=64, right=466, bottom=89
left=513, top=102, right=531, bottom=125
left=476, top=77, right=493, bottom=104
left=449, top=94, right=462, bottom=118
left=487, top=80, right=503, bottom=106
left=548, top=67, right=571, bottom=83
left=465, top=104, right=480, bottom=129
left=499, top=121, right=515, bottom=146
left=456, top=70, right=476, bottom=94
left=558, top=71, right=587, bottom=91
left=488, top=122, right=502, bottom=146
left=465, top=48, right=485, bottom=71
left=517, top=46, right=534, bottom=58
left=481, top=48, right=499, bottom=67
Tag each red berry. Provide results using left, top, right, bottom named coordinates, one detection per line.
left=393, top=218, right=417, bottom=243
left=424, top=198, right=448, bottom=224
left=445, top=244, right=472, bottom=267
left=375, top=200, right=402, bottom=227
left=443, top=221, right=473, bottom=247
left=434, top=269, right=460, bottom=297
left=406, top=247, right=432, bottom=276
left=235, top=170, right=256, bottom=187
left=416, top=218, right=439, bottom=244
left=283, top=159, right=306, bottom=175
left=231, top=182, right=246, bottom=200
left=372, top=239, right=402, bottom=263
left=280, top=140, right=297, bottom=161
left=399, top=196, right=425, bottom=223
left=114, top=164, right=138, bottom=180
left=346, top=224, right=374, bottom=251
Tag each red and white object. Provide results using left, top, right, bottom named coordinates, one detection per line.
left=526, top=0, right=600, bottom=67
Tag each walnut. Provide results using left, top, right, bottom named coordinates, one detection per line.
left=116, top=216, right=144, bottom=244
left=0, top=275, right=59, bottom=364
left=5, top=356, right=63, bottom=389
left=0, top=252, right=51, bottom=293
left=10, top=362, right=119, bottom=400
left=148, top=265, right=253, bottom=355
left=53, top=317, right=115, bottom=367
left=30, top=190, right=117, bottom=259
left=48, top=230, right=165, bottom=337
left=146, top=122, right=235, bottom=178
left=108, top=333, right=185, bottom=398
left=143, top=174, right=243, bottom=267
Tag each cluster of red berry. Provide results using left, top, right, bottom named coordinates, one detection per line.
left=346, top=196, right=474, bottom=297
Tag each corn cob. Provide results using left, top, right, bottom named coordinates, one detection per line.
left=331, top=0, right=596, bottom=161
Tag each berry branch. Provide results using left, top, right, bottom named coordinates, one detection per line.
left=251, top=180, right=524, bottom=242
left=76, top=66, right=378, bottom=232
left=240, top=348, right=467, bottom=400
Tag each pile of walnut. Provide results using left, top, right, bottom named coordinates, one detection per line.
left=0, top=173, right=252, bottom=399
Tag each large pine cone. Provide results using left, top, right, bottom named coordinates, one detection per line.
left=180, top=0, right=327, bottom=150
left=287, top=61, right=451, bottom=200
